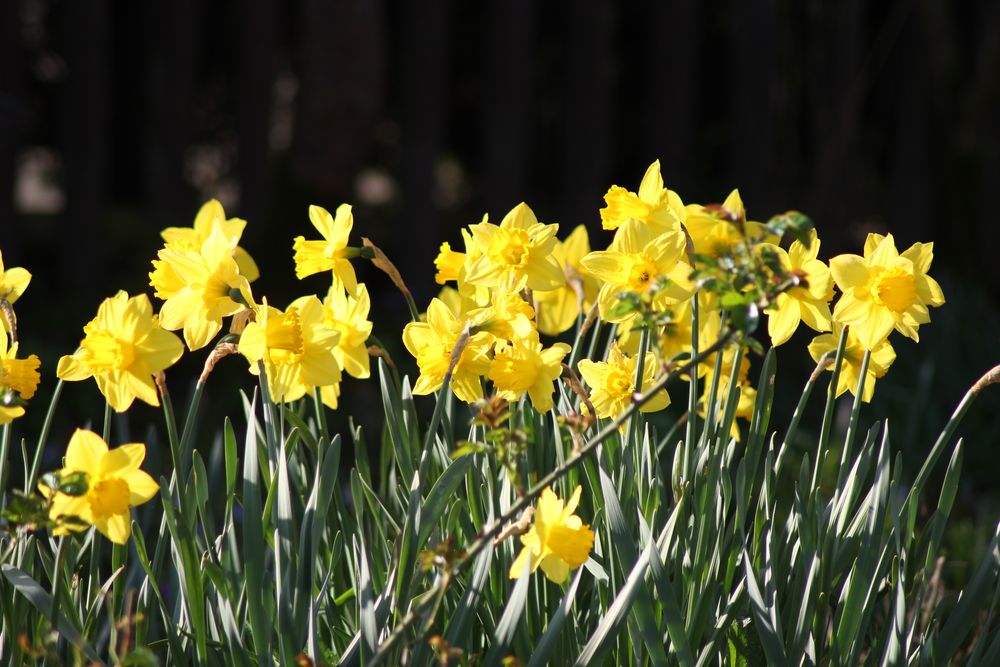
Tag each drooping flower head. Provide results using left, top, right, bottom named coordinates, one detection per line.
left=40, top=429, right=159, bottom=544
left=402, top=298, right=492, bottom=403
left=600, top=159, right=685, bottom=234
left=293, top=204, right=361, bottom=292
left=239, top=296, right=343, bottom=404
left=0, top=250, right=32, bottom=336
left=509, top=486, right=595, bottom=584
left=534, top=225, right=601, bottom=336
left=150, top=223, right=252, bottom=350
left=807, top=323, right=896, bottom=403
left=762, top=229, right=834, bottom=347
left=489, top=334, right=570, bottom=413
left=464, top=203, right=565, bottom=293
left=684, top=190, right=777, bottom=258
left=0, top=337, right=41, bottom=425
left=57, top=292, right=184, bottom=412
left=830, top=233, right=945, bottom=349
left=160, top=199, right=260, bottom=281
left=577, top=343, right=669, bottom=419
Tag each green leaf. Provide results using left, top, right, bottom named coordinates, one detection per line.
left=241, top=394, right=272, bottom=666
left=483, top=560, right=532, bottom=667
left=526, top=568, right=585, bottom=667
left=2, top=564, right=107, bottom=666
left=416, top=455, right=473, bottom=550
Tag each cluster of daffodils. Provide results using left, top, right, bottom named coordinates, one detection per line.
left=404, top=159, right=944, bottom=583
left=4, top=198, right=375, bottom=545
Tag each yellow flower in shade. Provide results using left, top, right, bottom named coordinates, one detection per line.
left=509, top=486, right=595, bottom=584
left=0, top=338, right=41, bottom=425
left=0, top=250, right=31, bottom=305
left=830, top=233, right=945, bottom=350
left=322, top=281, right=373, bottom=380
left=807, top=324, right=896, bottom=402
left=40, top=429, right=159, bottom=544
left=464, top=203, right=565, bottom=293
left=293, top=204, right=361, bottom=292
left=489, top=334, right=570, bottom=413
left=239, top=296, right=343, bottom=404
left=600, top=159, right=686, bottom=233
left=581, top=219, right=692, bottom=323
left=436, top=286, right=478, bottom=321
left=57, top=292, right=184, bottom=412
left=684, top=190, right=777, bottom=258
left=150, top=222, right=252, bottom=350
left=763, top=230, right=833, bottom=347
left=534, top=225, right=601, bottom=336
left=402, top=298, right=492, bottom=403
left=577, top=343, right=669, bottom=419
left=160, top=199, right=260, bottom=281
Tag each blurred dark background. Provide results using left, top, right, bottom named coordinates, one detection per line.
left=2, top=0, right=1000, bottom=525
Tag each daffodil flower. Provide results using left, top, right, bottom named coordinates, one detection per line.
left=600, top=159, right=685, bottom=233
left=830, top=233, right=945, bottom=349
left=0, top=337, right=41, bottom=424
left=293, top=204, right=362, bottom=292
left=509, top=486, right=595, bottom=584
left=322, top=280, right=374, bottom=381
left=534, top=225, right=601, bottom=336
left=684, top=189, right=777, bottom=258
left=40, top=429, right=159, bottom=545
left=489, top=334, right=570, bottom=413
left=763, top=229, right=834, bottom=347
left=57, top=292, right=184, bottom=412
left=464, top=202, right=564, bottom=293
left=160, top=199, right=260, bottom=281
left=577, top=343, right=669, bottom=419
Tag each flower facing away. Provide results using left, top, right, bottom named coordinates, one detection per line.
left=159, top=199, right=260, bottom=281
left=599, top=159, right=686, bottom=233
left=0, top=338, right=41, bottom=424
left=57, top=292, right=184, bottom=412
left=683, top=189, right=777, bottom=258
left=577, top=343, right=670, bottom=419
left=150, top=222, right=252, bottom=350
left=402, top=298, right=492, bottom=403
left=581, top=219, right=692, bottom=322
left=830, top=233, right=945, bottom=350
left=322, top=281, right=374, bottom=381
left=489, top=335, right=571, bottom=413
left=807, top=323, right=896, bottom=402
left=239, top=296, right=343, bottom=404
left=763, top=229, right=834, bottom=347
left=0, top=250, right=32, bottom=335
left=293, top=204, right=361, bottom=292
left=464, top=202, right=565, bottom=293
left=534, top=225, right=601, bottom=336
left=40, top=429, right=159, bottom=544
left=509, top=486, right=595, bottom=584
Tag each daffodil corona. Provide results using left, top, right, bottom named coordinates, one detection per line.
left=599, top=159, right=685, bottom=234
left=0, top=337, right=41, bottom=424
left=464, top=203, right=565, bottom=293
left=488, top=335, right=570, bottom=413
left=41, top=429, right=159, bottom=545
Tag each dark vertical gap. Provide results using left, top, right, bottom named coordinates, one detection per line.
left=0, top=0, right=23, bottom=255
left=237, top=0, right=275, bottom=224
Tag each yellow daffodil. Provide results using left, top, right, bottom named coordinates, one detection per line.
left=239, top=296, right=343, bottom=404
left=160, top=199, right=260, bottom=281
left=402, top=298, right=492, bottom=403
left=489, top=335, right=570, bottom=413
left=763, top=230, right=833, bottom=346
left=57, top=292, right=184, bottom=412
left=684, top=190, right=777, bottom=258
left=600, top=159, right=686, bottom=233
left=436, top=286, right=478, bottom=320
left=0, top=338, right=41, bottom=424
left=464, top=203, right=564, bottom=293
left=293, top=204, right=361, bottom=292
left=433, top=241, right=466, bottom=284
left=577, top=343, right=669, bottom=419
left=150, top=222, right=252, bottom=350
left=509, top=486, right=595, bottom=584
left=830, top=233, right=945, bottom=349
left=322, top=281, right=373, bottom=380
left=40, top=429, right=159, bottom=544
left=581, top=219, right=692, bottom=322
left=534, top=225, right=601, bottom=336
left=808, top=324, right=896, bottom=402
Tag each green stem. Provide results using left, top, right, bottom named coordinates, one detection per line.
left=775, top=352, right=832, bottom=475
left=811, top=326, right=848, bottom=491
left=312, top=387, right=331, bottom=444
left=0, top=423, right=11, bottom=500
left=27, top=380, right=64, bottom=491
left=836, top=349, right=871, bottom=488
left=102, top=400, right=112, bottom=443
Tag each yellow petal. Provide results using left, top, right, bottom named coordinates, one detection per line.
left=100, top=443, right=146, bottom=476
left=124, top=469, right=160, bottom=506
left=96, top=512, right=132, bottom=545
left=64, top=429, right=109, bottom=474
